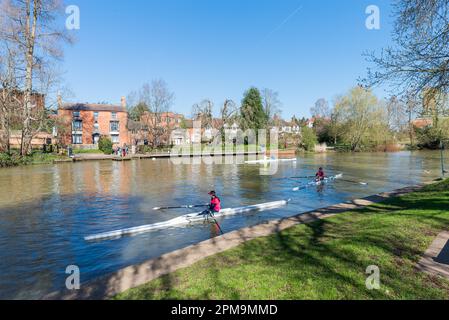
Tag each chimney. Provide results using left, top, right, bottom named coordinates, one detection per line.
left=121, top=96, right=126, bottom=109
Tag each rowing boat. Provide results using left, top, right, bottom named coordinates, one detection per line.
left=85, top=199, right=290, bottom=241
left=292, top=173, right=343, bottom=191
left=245, top=157, right=297, bottom=164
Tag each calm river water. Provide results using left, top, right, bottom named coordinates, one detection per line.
left=0, top=151, right=447, bottom=299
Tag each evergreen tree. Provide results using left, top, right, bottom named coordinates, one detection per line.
left=128, top=102, right=150, bottom=121
left=240, top=87, right=268, bottom=131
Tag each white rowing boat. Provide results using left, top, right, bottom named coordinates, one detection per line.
left=245, top=157, right=297, bottom=164
left=292, top=173, right=343, bottom=191
left=85, top=199, right=290, bottom=241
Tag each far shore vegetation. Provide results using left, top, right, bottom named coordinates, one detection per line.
left=116, top=178, right=449, bottom=300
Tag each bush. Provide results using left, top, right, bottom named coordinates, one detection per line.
left=299, top=126, right=318, bottom=151
left=98, top=136, right=113, bottom=155
left=0, top=153, right=28, bottom=167
left=416, top=126, right=446, bottom=149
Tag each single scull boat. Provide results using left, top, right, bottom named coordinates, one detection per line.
left=292, top=173, right=343, bottom=191
left=85, top=199, right=290, bottom=241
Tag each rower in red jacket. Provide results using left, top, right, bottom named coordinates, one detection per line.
left=200, top=191, right=221, bottom=218
left=208, top=191, right=221, bottom=214
left=316, top=167, right=325, bottom=181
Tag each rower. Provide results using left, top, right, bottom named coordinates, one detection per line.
left=316, top=167, right=325, bottom=181
left=200, top=191, right=221, bottom=219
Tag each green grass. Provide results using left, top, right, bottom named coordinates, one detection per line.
left=27, top=152, right=72, bottom=165
left=115, top=179, right=449, bottom=300
left=72, top=149, right=102, bottom=154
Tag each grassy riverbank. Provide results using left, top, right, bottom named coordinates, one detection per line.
left=0, top=152, right=70, bottom=167
left=116, top=179, right=449, bottom=300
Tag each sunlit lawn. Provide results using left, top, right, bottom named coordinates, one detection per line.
left=116, top=179, right=449, bottom=300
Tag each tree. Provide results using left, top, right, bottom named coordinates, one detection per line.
left=299, top=125, right=318, bottom=151
left=405, top=94, right=419, bottom=146
left=364, top=1, right=449, bottom=108
left=333, top=87, right=386, bottom=151
left=310, top=98, right=331, bottom=118
left=386, top=96, right=408, bottom=133
left=128, top=102, right=150, bottom=121
left=219, top=99, right=238, bottom=143
left=328, top=101, right=344, bottom=145
left=0, top=0, right=71, bottom=155
left=240, top=87, right=268, bottom=131
left=192, top=99, right=213, bottom=129
left=98, top=136, right=113, bottom=155
left=0, top=46, right=20, bottom=153
left=261, top=88, right=282, bottom=125
left=130, top=79, right=175, bottom=147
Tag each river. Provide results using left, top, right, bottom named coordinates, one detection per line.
left=0, top=151, right=447, bottom=299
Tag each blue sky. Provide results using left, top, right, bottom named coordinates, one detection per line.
left=62, top=0, right=395, bottom=118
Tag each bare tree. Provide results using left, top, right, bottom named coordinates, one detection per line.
left=0, top=45, right=19, bottom=152
left=404, top=94, right=419, bottom=145
left=220, top=99, right=238, bottom=126
left=192, top=99, right=213, bottom=128
left=219, top=99, right=238, bottom=143
left=261, top=88, right=282, bottom=125
left=0, top=0, right=71, bottom=155
left=364, top=1, right=449, bottom=107
left=386, top=96, right=408, bottom=133
left=138, top=79, right=175, bottom=147
left=310, top=98, right=331, bottom=118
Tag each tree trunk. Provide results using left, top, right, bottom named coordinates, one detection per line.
left=20, top=0, right=39, bottom=156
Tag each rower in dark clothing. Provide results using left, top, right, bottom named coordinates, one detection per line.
left=316, top=167, right=325, bottom=181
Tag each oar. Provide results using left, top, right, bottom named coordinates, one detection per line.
left=153, top=204, right=209, bottom=211
left=290, top=175, right=316, bottom=179
left=212, top=217, right=224, bottom=235
left=339, top=179, right=368, bottom=186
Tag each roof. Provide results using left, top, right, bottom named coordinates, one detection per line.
left=127, top=119, right=145, bottom=131
left=412, top=118, right=433, bottom=129
left=142, top=111, right=184, bottom=118
left=183, top=120, right=194, bottom=128
left=212, top=118, right=223, bottom=128
left=60, top=103, right=126, bottom=113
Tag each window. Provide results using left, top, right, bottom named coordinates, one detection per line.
left=111, top=134, right=119, bottom=143
left=73, top=111, right=80, bottom=118
left=94, top=122, right=99, bottom=131
left=72, top=134, right=82, bottom=144
left=94, top=112, right=99, bottom=120
left=110, top=121, right=119, bottom=132
left=111, top=112, right=117, bottom=120
left=72, top=120, right=82, bottom=131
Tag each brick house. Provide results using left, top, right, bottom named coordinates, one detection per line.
left=57, top=97, right=130, bottom=147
